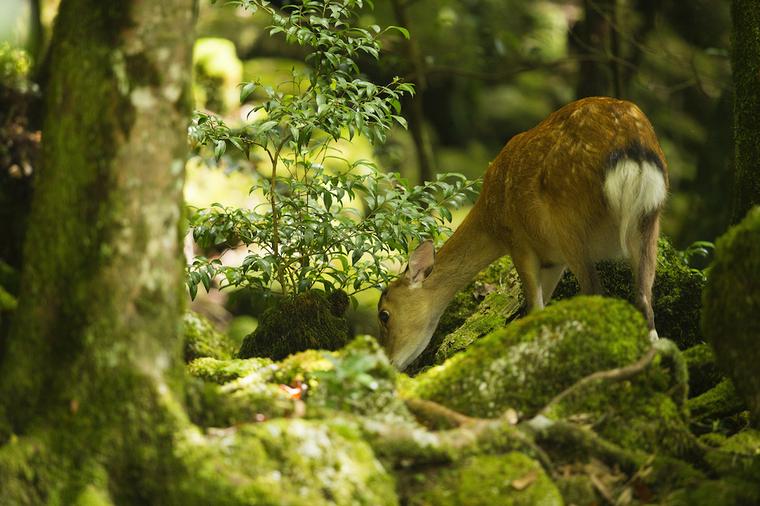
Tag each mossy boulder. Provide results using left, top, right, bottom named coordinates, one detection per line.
left=175, top=419, right=398, bottom=505
left=409, top=296, right=650, bottom=418
left=238, top=290, right=350, bottom=361
left=702, top=206, right=760, bottom=426
left=188, top=335, right=413, bottom=426
left=554, top=238, right=705, bottom=348
left=182, top=311, right=235, bottom=362
left=434, top=289, right=522, bottom=365
left=187, top=356, right=273, bottom=384
left=683, top=343, right=723, bottom=397
left=403, top=452, right=562, bottom=506
left=688, top=378, right=747, bottom=429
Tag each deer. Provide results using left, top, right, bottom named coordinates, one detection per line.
left=378, top=97, right=669, bottom=371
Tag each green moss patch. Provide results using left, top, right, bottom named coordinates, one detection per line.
left=183, top=311, right=235, bottom=362
left=404, top=452, right=562, bottom=506
left=702, top=206, right=760, bottom=426
left=238, top=290, right=350, bottom=361
left=409, top=297, right=650, bottom=418
left=174, top=419, right=398, bottom=505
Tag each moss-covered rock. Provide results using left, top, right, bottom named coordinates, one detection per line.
left=403, top=452, right=562, bottom=506
left=702, top=206, right=760, bottom=426
left=238, top=290, right=350, bottom=361
left=409, top=297, right=650, bottom=418
left=663, top=478, right=760, bottom=506
left=183, top=311, right=235, bottom=362
left=175, top=419, right=398, bottom=505
left=188, top=335, right=413, bottom=426
left=554, top=238, right=705, bottom=348
left=683, top=343, right=723, bottom=397
left=187, top=356, right=273, bottom=384
left=702, top=429, right=760, bottom=482
left=688, top=378, right=747, bottom=428
left=434, top=290, right=522, bottom=366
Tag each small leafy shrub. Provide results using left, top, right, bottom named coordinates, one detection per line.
left=187, top=0, right=479, bottom=303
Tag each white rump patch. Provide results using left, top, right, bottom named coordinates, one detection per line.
left=603, top=160, right=667, bottom=257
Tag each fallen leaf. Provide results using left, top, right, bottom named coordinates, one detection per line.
left=511, top=469, right=538, bottom=490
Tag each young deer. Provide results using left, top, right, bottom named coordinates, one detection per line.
left=378, top=97, right=668, bottom=370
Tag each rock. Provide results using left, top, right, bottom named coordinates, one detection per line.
left=409, top=297, right=651, bottom=418
left=683, top=343, right=723, bottom=397
left=702, top=206, right=760, bottom=426
left=175, top=419, right=399, bottom=505
left=688, top=379, right=747, bottom=430
left=554, top=238, right=705, bottom=348
left=183, top=311, right=235, bottom=362
left=403, top=452, right=562, bottom=506
left=238, top=290, right=350, bottom=361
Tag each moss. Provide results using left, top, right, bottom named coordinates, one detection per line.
left=688, top=378, right=746, bottom=425
left=0, top=285, right=17, bottom=312
left=174, top=419, right=398, bottom=505
left=226, top=315, right=258, bottom=350
left=184, top=376, right=293, bottom=427
left=409, top=297, right=650, bottom=418
left=556, top=475, right=598, bottom=506
left=703, top=429, right=760, bottom=481
left=554, top=238, right=705, bottom=348
left=303, top=336, right=415, bottom=424
left=702, top=207, right=760, bottom=426
left=0, top=434, right=58, bottom=505
left=407, top=257, right=518, bottom=372
left=663, top=478, right=760, bottom=506
left=238, top=290, right=350, bottom=361
left=433, top=290, right=522, bottom=365
left=187, top=356, right=273, bottom=384
left=183, top=311, right=235, bottom=362
left=404, top=452, right=562, bottom=506
left=683, top=343, right=722, bottom=397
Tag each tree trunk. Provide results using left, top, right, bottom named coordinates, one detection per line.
left=390, top=0, right=435, bottom=183
left=731, top=0, right=760, bottom=223
left=0, top=0, right=195, bottom=501
left=573, top=0, right=616, bottom=98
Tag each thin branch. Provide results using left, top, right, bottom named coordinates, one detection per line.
left=537, top=346, right=658, bottom=418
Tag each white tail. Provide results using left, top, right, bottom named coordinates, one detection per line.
left=604, top=159, right=667, bottom=257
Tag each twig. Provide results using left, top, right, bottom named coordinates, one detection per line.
left=537, top=345, right=658, bottom=418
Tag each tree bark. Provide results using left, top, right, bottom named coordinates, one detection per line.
left=731, top=0, right=760, bottom=223
left=390, top=0, right=435, bottom=183
left=0, top=0, right=195, bottom=501
left=573, top=0, right=616, bottom=98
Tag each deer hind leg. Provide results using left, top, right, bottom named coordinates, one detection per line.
left=540, top=263, right=566, bottom=303
left=628, top=211, right=659, bottom=341
left=512, top=247, right=544, bottom=313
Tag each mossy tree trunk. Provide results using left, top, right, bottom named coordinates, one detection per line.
left=0, top=0, right=196, bottom=502
left=731, top=0, right=760, bottom=223
left=573, top=0, right=617, bottom=99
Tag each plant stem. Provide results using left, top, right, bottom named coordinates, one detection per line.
left=269, top=144, right=288, bottom=295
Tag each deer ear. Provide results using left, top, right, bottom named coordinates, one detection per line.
left=405, top=240, right=435, bottom=286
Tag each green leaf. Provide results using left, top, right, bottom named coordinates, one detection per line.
left=240, top=82, right=257, bottom=103
left=214, top=140, right=226, bottom=160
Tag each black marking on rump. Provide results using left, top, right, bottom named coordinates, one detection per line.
left=606, top=142, right=665, bottom=173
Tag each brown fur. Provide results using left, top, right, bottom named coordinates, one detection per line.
left=380, top=97, right=669, bottom=370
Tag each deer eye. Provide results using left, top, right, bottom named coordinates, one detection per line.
left=379, top=310, right=390, bottom=324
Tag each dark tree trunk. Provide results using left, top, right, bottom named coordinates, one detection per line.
left=390, top=0, right=435, bottom=183
left=731, top=0, right=760, bottom=223
left=573, top=0, right=616, bottom=98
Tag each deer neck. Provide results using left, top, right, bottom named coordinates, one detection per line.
left=424, top=204, right=506, bottom=316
